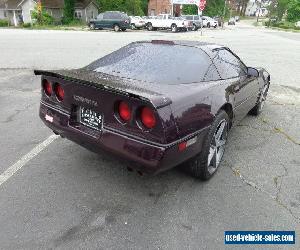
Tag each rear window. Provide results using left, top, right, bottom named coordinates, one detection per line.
left=86, top=43, right=220, bottom=84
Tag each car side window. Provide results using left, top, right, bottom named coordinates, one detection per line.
left=212, top=49, right=247, bottom=79
left=194, top=16, right=199, bottom=20
left=110, top=13, right=120, bottom=19
left=97, top=14, right=103, bottom=20
left=103, top=13, right=110, bottom=19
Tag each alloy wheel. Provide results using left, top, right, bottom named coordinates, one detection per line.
left=259, top=85, right=268, bottom=112
left=207, top=119, right=228, bottom=174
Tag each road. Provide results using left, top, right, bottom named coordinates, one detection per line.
left=0, top=21, right=299, bottom=249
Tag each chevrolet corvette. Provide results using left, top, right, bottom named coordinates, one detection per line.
left=35, top=40, right=270, bottom=180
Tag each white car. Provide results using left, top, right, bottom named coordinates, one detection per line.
left=202, top=16, right=218, bottom=28
left=129, top=16, right=146, bottom=29
left=228, top=17, right=236, bottom=25
left=295, top=21, right=300, bottom=28
left=146, top=14, right=192, bottom=32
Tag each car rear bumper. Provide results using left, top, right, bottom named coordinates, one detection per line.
left=40, top=102, right=209, bottom=175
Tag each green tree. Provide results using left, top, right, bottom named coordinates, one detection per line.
left=182, top=5, right=198, bottom=15
left=141, top=0, right=148, bottom=15
left=125, top=0, right=144, bottom=15
left=287, top=0, right=300, bottom=22
left=277, top=0, right=290, bottom=20
left=63, top=0, right=75, bottom=24
left=97, top=0, right=146, bottom=15
left=203, top=0, right=228, bottom=17
left=31, top=5, right=54, bottom=25
left=268, top=0, right=290, bottom=21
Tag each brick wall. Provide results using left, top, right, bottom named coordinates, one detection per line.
left=148, top=0, right=172, bottom=16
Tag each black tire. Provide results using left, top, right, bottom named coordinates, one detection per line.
left=113, top=24, right=120, bottom=32
left=89, top=23, right=95, bottom=30
left=249, top=83, right=270, bottom=116
left=147, top=23, right=153, bottom=31
left=171, top=24, right=178, bottom=33
left=121, top=28, right=126, bottom=31
left=192, top=24, right=198, bottom=31
left=184, top=110, right=230, bottom=180
left=207, top=23, right=210, bottom=28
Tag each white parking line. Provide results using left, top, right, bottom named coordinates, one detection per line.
left=0, top=134, right=58, bottom=187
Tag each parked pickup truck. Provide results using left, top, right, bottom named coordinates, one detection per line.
left=146, top=14, right=192, bottom=32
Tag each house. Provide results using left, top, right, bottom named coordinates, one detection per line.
left=0, top=0, right=23, bottom=26
left=0, top=0, right=99, bottom=26
left=147, top=0, right=191, bottom=17
left=148, top=0, right=172, bottom=16
left=245, top=0, right=270, bottom=17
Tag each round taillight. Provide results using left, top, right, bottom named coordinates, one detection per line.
left=54, top=83, right=64, bottom=101
left=118, top=101, right=131, bottom=122
left=43, top=79, right=52, bottom=96
left=141, top=107, right=156, bottom=129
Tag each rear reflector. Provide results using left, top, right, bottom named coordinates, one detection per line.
left=178, top=137, right=197, bottom=152
left=54, top=83, right=64, bottom=101
left=178, top=141, right=187, bottom=151
left=141, top=107, right=156, bottom=129
left=43, top=79, right=52, bottom=96
left=118, top=101, right=131, bottom=122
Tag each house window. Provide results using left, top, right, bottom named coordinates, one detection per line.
left=74, top=10, right=82, bottom=19
left=4, top=11, right=7, bottom=17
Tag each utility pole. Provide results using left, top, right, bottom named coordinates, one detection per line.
left=222, top=0, right=227, bottom=28
left=5, top=3, right=9, bottom=27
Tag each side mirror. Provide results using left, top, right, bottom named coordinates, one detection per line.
left=247, top=67, right=259, bottom=77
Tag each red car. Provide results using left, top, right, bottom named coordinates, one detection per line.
left=35, top=40, right=270, bottom=180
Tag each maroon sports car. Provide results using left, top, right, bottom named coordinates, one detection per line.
left=35, top=40, right=270, bottom=180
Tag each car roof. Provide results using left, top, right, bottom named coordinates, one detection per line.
left=134, top=40, right=225, bottom=57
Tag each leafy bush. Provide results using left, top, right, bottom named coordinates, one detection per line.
left=65, top=19, right=85, bottom=26
left=287, top=0, right=300, bottom=22
left=265, top=20, right=300, bottom=30
left=22, top=23, right=32, bottom=28
left=0, top=19, right=9, bottom=27
left=31, top=6, right=55, bottom=25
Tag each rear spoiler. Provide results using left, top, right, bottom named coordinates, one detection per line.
left=34, top=69, right=172, bottom=109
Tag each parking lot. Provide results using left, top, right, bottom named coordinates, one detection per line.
left=0, top=21, right=299, bottom=249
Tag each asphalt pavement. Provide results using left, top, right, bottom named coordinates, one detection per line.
left=0, top=21, right=299, bottom=249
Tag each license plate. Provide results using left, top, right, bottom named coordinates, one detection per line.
left=79, top=107, right=102, bottom=131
